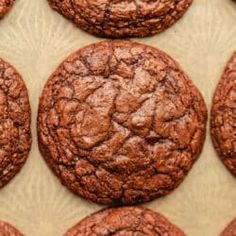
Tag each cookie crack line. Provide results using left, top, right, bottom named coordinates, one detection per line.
left=37, top=40, right=207, bottom=205
left=48, top=0, right=193, bottom=38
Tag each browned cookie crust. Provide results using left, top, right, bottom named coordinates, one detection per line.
left=37, top=40, right=207, bottom=205
left=211, top=52, right=236, bottom=176
left=221, top=219, right=236, bottom=236
left=48, top=0, right=193, bottom=38
left=65, top=207, right=185, bottom=236
left=0, top=59, right=31, bottom=189
left=0, top=0, right=15, bottom=18
left=0, top=221, right=23, bottom=236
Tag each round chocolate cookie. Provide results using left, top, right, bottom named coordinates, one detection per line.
left=65, top=207, right=185, bottom=236
left=221, top=219, right=236, bottom=236
left=211, top=52, right=236, bottom=176
left=0, top=221, right=23, bottom=236
left=0, top=58, right=31, bottom=189
left=37, top=40, right=207, bottom=205
left=0, top=0, right=15, bottom=18
left=48, top=0, right=193, bottom=38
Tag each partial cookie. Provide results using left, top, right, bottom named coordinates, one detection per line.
left=65, top=207, right=185, bottom=236
left=0, top=0, right=15, bottom=18
left=221, top=219, right=236, bottom=236
left=0, top=58, right=31, bottom=188
left=211, top=52, right=236, bottom=176
left=48, top=0, right=193, bottom=38
left=38, top=40, right=207, bottom=205
left=0, top=221, right=23, bottom=236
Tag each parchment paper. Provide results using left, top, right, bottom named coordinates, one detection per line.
left=0, top=0, right=235, bottom=235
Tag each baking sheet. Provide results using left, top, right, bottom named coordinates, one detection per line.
left=0, top=0, right=235, bottom=235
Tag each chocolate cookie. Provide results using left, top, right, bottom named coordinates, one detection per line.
left=37, top=40, right=207, bottom=205
left=221, top=219, right=236, bottom=236
left=0, top=0, right=15, bottom=18
left=0, top=221, right=23, bottom=236
left=211, top=52, right=236, bottom=176
left=0, top=58, right=31, bottom=189
left=65, top=207, right=185, bottom=236
left=48, top=0, right=193, bottom=38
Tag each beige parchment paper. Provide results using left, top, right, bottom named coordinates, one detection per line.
left=0, top=0, right=236, bottom=235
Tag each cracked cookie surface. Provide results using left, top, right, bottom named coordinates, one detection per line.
left=0, top=221, right=23, bottom=236
left=211, top=52, right=236, bottom=176
left=221, top=219, right=236, bottom=236
left=48, top=0, right=193, bottom=38
left=0, top=0, right=15, bottom=18
left=0, top=59, right=31, bottom=189
left=65, top=206, right=185, bottom=236
left=37, top=40, right=207, bottom=205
